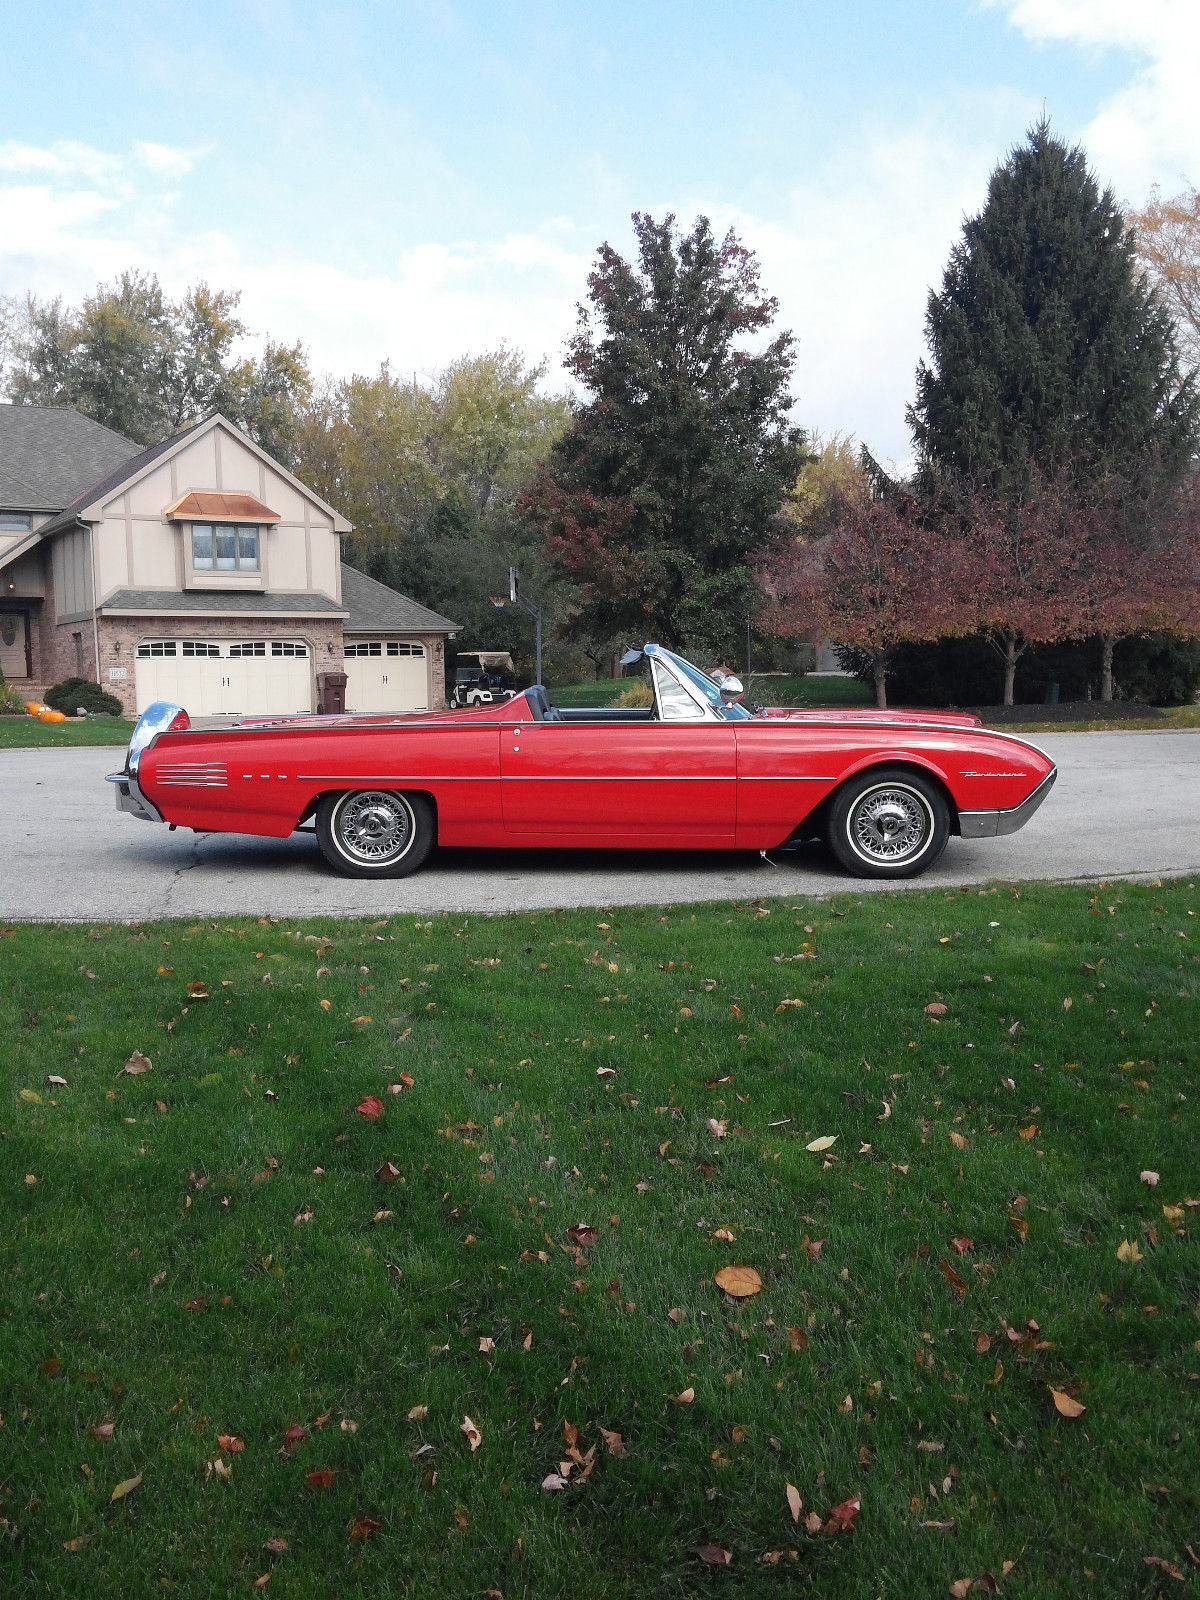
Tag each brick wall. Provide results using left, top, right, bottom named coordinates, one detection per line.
left=97, top=615, right=345, bottom=715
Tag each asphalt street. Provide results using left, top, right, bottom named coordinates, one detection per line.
left=2, top=731, right=1198, bottom=921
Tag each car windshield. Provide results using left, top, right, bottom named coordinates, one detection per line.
left=659, top=648, right=752, bottom=721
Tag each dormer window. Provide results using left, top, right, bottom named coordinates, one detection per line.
left=191, top=522, right=260, bottom=572
left=0, top=512, right=33, bottom=532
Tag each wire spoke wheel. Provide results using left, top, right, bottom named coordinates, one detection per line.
left=850, top=786, right=930, bottom=863
left=827, top=768, right=949, bottom=879
left=316, top=789, right=434, bottom=878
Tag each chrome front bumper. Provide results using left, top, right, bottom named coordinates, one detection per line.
left=959, top=767, right=1057, bottom=839
left=105, top=771, right=163, bottom=824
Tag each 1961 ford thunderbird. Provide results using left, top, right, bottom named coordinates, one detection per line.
left=107, top=643, right=1055, bottom=881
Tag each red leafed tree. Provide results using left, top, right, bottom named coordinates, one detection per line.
left=961, top=480, right=1097, bottom=706
left=760, top=487, right=975, bottom=708
left=1077, top=477, right=1200, bottom=699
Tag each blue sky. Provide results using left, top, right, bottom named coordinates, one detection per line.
left=2, top=1, right=1198, bottom=463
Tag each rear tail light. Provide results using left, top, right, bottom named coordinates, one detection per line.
left=168, top=710, right=191, bottom=732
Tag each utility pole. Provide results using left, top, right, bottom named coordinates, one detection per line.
left=504, top=566, right=543, bottom=686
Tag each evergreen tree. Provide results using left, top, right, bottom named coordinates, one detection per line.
left=524, top=214, right=804, bottom=659
left=909, top=123, right=1199, bottom=498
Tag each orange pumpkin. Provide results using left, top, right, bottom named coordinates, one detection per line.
left=24, top=700, right=46, bottom=716
left=38, top=708, right=67, bottom=723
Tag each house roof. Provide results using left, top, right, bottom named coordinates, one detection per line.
left=164, top=490, right=280, bottom=522
left=0, top=404, right=141, bottom=511
left=340, top=563, right=459, bottom=636
left=99, top=589, right=348, bottom=617
left=36, top=417, right=211, bottom=539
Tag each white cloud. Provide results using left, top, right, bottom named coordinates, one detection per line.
left=991, top=0, right=1200, bottom=193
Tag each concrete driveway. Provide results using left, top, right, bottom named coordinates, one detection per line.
left=2, top=731, right=1198, bottom=921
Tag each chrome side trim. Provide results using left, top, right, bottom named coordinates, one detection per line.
left=158, top=763, right=228, bottom=787
left=959, top=767, right=1056, bottom=839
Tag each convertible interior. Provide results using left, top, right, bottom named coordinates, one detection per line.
left=519, top=646, right=752, bottom=724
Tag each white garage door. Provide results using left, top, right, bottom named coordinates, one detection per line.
left=343, top=640, right=428, bottom=713
left=135, top=639, right=312, bottom=717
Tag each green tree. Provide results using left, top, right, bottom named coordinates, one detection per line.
left=909, top=123, right=1198, bottom=499
left=294, top=351, right=570, bottom=673
left=5, top=273, right=312, bottom=456
left=524, top=213, right=805, bottom=660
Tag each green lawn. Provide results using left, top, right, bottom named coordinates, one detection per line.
left=0, top=714, right=130, bottom=748
left=4, top=881, right=1198, bottom=1599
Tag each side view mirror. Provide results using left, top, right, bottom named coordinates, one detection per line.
left=718, top=674, right=745, bottom=705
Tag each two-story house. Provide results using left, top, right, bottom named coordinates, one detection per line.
left=0, top=404, right=458, bottom=717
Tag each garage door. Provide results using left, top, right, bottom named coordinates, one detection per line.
left=134, top=639, right=312, bottom=717
left=343, top=640, right=428, bottom=713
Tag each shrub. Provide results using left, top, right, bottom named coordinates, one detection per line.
left=614, top=681, right=653, bottom=707
left=44, top=677, right=124, bottom=716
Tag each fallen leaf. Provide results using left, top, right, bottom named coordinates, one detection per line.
left=950, top=1581, right=973, bottom=1598
left=262, top=1539, right=288, bottom=1556
left=599, top=1427, right=627, bottom=1457
left=951, top=1237, right=973, bottom=1255
left=216, top=1434, right=244, bottom=1453
left=837, top=1394, right=853, bottom=1413
left=185, top=981, right=209, bottom=999
left=356, top=1096, right=383, bottom=1120
left=348, top=1516, right=380, bottom=1540
left=694, top=1545, right=732, bottom=1566
left=19, top=1088, right=41, bottom=1104
left=541, top=1472, right=570, bottom=1491
left=305, top=1468, right=335, bottom=1489
left=786, top=1483, right=803, bottom=1522
left=1140, top=1170, right=1160, bottom=1186
left=340, top=1419, right=358, bottom=1433
left=804, top=1511, right=823, bottom=1534
left=596, top=1066, right=617, bottom=1077
left=461, top=1414, right=482, bottom=1450
left=707, top=1118, right=728, bottom=1137
left=1116, top=1238, right=1143, bottom=1264
left=786, top=1326, right=810, bottom=1352
left=925, top=1002, right=947, bottom=1015
left=1008, top=1213, right=1029, bottom=1242
left=372, top=1209, right=393, bottom=1222
left=805, top=1135, right=837, bottom=1152
left=671, top=1387, right=695, bottom=1405
left=89, top=1422, right=115, bottom=1439
left=826, top=1494, right=861, bottom=1531
left=710, top=1227, right=736, bottom=1242
left=566, top=1224, right=599, bottom=1247
left=293, top=1206, right=314, bottom=1226
left=948, top=1131, right=970, bottom=1150
left=1144, top=1555, right=1186, bottom=1581
left=280, top=1423, right=308, bottom=1454
left=479, top=1336, right=495, bottom=1353
left=375, top=1161, right=401, bottom=1183
left=109, top=1473, right=142, bottom=1501
left=975, top=1332, right=992, bottom=1354
left=667, top=1307, right=685, bottom=1324
left=205, top=1457, right=232, bottom=1480
left=1018, top=1124, right=1038, bottom=1140
left=120, top=1051, right=152, bottom=1076
left=939, top=1260, right=969, bottom=1299
left=407, top=1405, right=428, bottom=1422
left=253, top=1577, right=270, bottom=1590
left=715, top=1264, right=763, bottom=1298
left=1048, top=1387, right=1086, bottom=1418
left=62, top=1535, right=93, bottom=1551
left=46, top=1075, right=68, bottom=1088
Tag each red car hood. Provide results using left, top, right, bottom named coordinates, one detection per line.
left=763, top=706, right=982, bottom=728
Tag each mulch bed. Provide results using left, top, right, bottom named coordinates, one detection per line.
left=969, top=700, right=1162, bottom=723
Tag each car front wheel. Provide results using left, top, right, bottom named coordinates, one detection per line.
left=826, top=768, right=949, bottom=879
left=315, top=789, right=435, bottom=878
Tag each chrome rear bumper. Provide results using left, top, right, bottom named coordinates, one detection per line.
left=105, top=771, right=163, bottom=824
left=959, top=767, right=1057, bottom=839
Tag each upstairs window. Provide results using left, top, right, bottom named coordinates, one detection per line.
left=0, top=512, right=33, bottom=532
left=191, top=522, right=259, bottom=572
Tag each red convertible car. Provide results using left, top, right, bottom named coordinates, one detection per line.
left=107, top=644, right=1055, bottom=881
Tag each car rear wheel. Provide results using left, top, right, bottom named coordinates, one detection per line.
left=826, top=768, right=949, bottom=879
left=316, top=789, right=434, bottom=878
